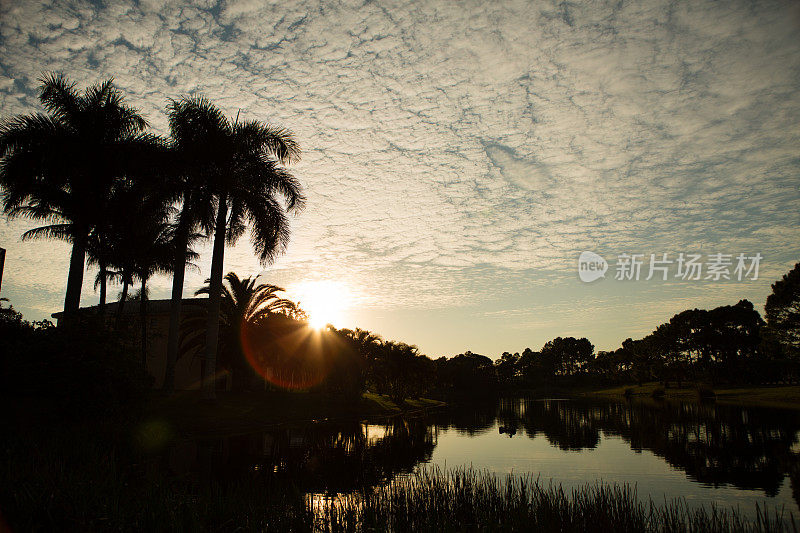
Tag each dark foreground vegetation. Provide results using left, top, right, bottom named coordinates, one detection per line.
left=322, top=468, right=793, bottom=533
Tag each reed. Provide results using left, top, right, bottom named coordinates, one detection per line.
left=316, top=467, right=793, bottom=532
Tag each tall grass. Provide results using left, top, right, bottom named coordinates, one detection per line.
left=317, top=467, right=794, bottom=532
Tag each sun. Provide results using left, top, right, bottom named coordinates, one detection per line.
left=292, top=280, right=349, bottom=330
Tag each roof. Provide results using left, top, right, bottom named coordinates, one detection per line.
left=51, top=297, right=209, bottom=319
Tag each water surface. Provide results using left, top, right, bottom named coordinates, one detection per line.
left=164, top=398, right=800, bottom=518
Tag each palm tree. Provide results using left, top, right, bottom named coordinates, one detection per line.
left=328, top=327, right=382, bottom=398
left=168, top=96, right=304, bottom=399
left=161, top=102, right=218, bottom=392
left=100, top=173, right=195, bottom=366
left=90, top=133, right=171, bottom=320
left=132, top=219, right=177, bottom=367
left=335, top=327, right=382, bottom=369
left=0, top=74, right=148, bottom=322
left=87, top=229, right=112, bottom=315
left=161, top=188, right=214, bottom=391
left=180, top=272, right=299, bottom=391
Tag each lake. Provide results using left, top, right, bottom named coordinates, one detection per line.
left=162, top=398, right=800, bottom=520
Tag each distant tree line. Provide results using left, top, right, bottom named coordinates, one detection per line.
left=3, top=259, right=799, bottom=404
left=490, top=265, right=799, bottom=391
left=298, top=262, right=800, bottom=401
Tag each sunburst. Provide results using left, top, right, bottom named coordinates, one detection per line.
left=292, top=280, right=349, bottom=329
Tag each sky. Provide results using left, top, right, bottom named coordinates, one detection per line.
left=1, top=0, right=799, bottom=359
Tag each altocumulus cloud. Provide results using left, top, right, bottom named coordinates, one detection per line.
left=1, top=0, right=799, bottom=352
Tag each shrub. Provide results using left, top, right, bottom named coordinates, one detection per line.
left=651, top=386, right=665, bottom=399
left=623, top=387, right=634, bottom=398
left=1, top=314, right=152, bottom=418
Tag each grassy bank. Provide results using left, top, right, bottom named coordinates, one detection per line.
left=147, top=391, right=445, bottom=436
left=586, top=382, right=800, bottom=410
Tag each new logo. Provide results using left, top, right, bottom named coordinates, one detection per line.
left=578, top=251, right=607, bottom=282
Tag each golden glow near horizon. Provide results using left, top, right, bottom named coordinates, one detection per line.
left=291, top=280, right=350, bottom=330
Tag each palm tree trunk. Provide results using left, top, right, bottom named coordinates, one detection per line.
left=115, top=275, right=130, bottom=329
left=163, top=219, right=190, bottom=392
left=62, top=226, right=88, bottom=324
left=203, top=195, right=228, bottom=400
left=98, top=261, right=107, bottom=317
left=140, top=277, right=148, bottom=369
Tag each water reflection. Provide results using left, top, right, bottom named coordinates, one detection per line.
left=164, top=417, right=436, bottom=494
left=468, top=399, right=800, bottom=496
left=163, top=398, right=800, bottom=509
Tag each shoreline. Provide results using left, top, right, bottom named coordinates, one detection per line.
left=146, top=390, right=447, bottom=437
left=145, top=384, right=800, bottom=438
left=580, top=382, right=800, bottom=410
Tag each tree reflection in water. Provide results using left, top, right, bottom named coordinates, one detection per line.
left=164, top=417, right=436, bottom=494
left=434, top=399, right=800, bottom=500
left=162, top=399, right=800, bottom=507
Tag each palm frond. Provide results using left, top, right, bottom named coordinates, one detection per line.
left=94, top=267, right=121, bottom=289
left=5, top=202, right=66, bottom=223
left=235, top=120, right=301, bottom=165
left=194, top=286, right=211, bottom=297
left=115, top=104, right=149, bottom=134
left=83, top=78, right=146, bottom=133
left=82, top=78, right=116, bottom=109
left=243, top=194, right=291, bottom=266
left=261, top=167, right=305, bottom=213
left=37, top=72, right=80, bottom=122
left=168, top=95, right=229, bottom=143
left=0, top=113, right=67, bottom=158
left=226, top=198, right=247, bottom=245
left=21, top=223, right=73, bottom=242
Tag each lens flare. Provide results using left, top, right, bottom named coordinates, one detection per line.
left=240, top=317, right=331, bottom=390
left=237, top=280, right=354, bottom=390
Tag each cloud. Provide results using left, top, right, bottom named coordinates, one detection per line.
left=483, top=143, right=552, bottom=191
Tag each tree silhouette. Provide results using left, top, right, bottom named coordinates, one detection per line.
left=372, top=341, right=432, bottom=404
left=765, top=262, right=800, bottom=360
left=0, top=74, right=148, bottom=321
left=87, top=134, right=170, bottom=319
left=180, top=272, right=298, bottom=391
left=166, top=96, right=303, bottom=399
left=130, top=215, right=180, bottom=366
left=87, top=227, right=114, bottom=315
left=327, top=327, right=382, bottom=398
left=161, top=100, right=218, bottom=392
left=96, top=173, right=183, bottom=365
left=495, top=352, right=520, bottom=387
